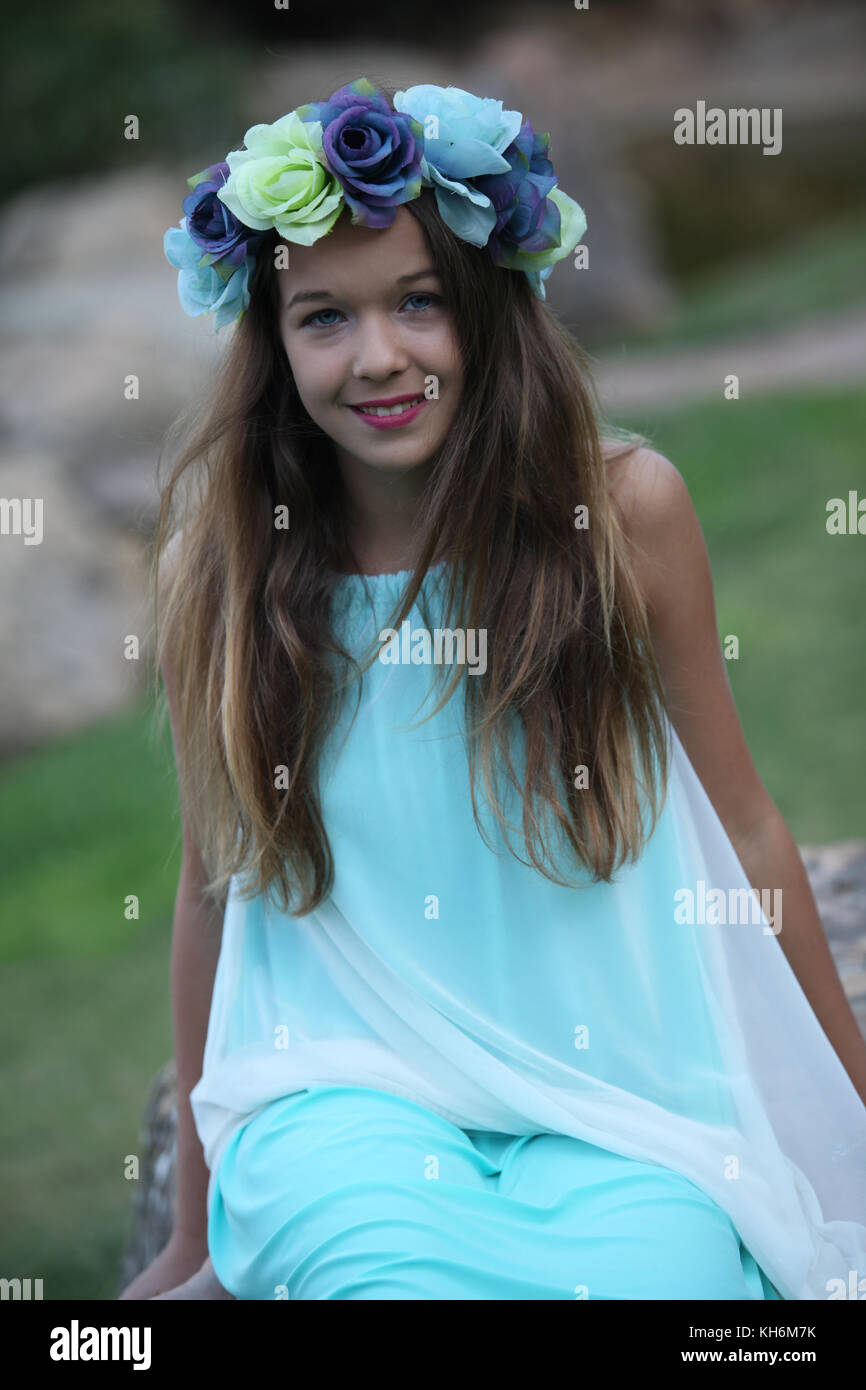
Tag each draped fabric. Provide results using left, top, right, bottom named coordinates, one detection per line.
left=190, top=563, right=866, bottom=1300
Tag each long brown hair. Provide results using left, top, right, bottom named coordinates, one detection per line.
left=151, top=163, right=672, bottom=917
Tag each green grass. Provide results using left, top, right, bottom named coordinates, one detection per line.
left=0, top=697, right=181, bottom=1298
left=0, top=697, right=182, bottom=961
left=619, top=387, right=866, bottom=840
left=0, top=935, right=173, bottom=1300
left=591, top=205, right=866, bottom=353
left=2, top=384, right=864, bottom=1298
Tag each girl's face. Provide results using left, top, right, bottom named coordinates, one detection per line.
left=276, top=207, right=464, bottom=475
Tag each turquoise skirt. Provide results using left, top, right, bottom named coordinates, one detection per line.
left=207, top=1083, right=782, bottom=1301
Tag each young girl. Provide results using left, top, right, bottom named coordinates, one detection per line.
left=122, top=79, right=866, bottom=1301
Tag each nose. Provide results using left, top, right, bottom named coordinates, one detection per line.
left=350, top=311, right=410, bottom=380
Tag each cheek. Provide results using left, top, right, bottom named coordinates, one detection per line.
left=283, top=340, right=338, bottom=407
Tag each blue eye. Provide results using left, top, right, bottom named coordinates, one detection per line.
left=404, top=292, right=439, bottom=311
left=301, top=293, right=441, bottom=329
left=305, top=307, right=342, bottom=328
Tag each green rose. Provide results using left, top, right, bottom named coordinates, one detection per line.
left=216, top=112, right=344, bottom=245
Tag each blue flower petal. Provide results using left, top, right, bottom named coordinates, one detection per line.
left=430, top=177, right=497, bottom=247
left=426, top=135, right=511, bottom=181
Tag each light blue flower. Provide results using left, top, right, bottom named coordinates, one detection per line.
left=163, top=219, right=254, bottom=330
left=524, top=265, right=555, bottom=301
left=393, top=84, right=523, bottom=247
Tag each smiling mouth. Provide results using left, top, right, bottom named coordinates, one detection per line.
left=350, top=395, right=426, bottom=418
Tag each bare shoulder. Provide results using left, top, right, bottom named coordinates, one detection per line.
left=602, top=442, right=687, bottom=532
left=601, top=442, right=703, bottom=619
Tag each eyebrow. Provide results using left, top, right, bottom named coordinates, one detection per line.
left=284, top=268, right=441, bottom=312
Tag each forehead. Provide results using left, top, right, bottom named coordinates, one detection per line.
left=276, top=206, right=435, bottom=303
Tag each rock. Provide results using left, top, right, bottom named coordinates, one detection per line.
left=0, top=164, right=220, bottom=753
left=117, top=840, right=866, bottom=1293
left=0, top=447, right=151, bottom=755
left=800, top=841, right=866, bottom=1036
left=117, top=1059, right=178, bottom=1295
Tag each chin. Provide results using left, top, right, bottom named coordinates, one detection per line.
left=341, top=424, right=447, bottom=466
left=360, top=447, right=437, bottom=471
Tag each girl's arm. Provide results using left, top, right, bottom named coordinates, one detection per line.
left=609, top=448, right=866, bottom=1106
left=159, top=540, right=226, bottom=1250
left=169, top=830, right=225, bottom=1250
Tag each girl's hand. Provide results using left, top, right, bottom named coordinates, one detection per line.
left=117, top=1235, right=230, bottom=1300
left=149, top=1254, right=235, bottom=1300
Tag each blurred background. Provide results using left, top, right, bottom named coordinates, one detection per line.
left=1, top=0, right=864, bottom=1298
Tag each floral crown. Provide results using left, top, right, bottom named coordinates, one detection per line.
left=163, top=77, right=587, bottom=330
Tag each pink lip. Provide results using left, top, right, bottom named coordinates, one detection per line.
left=347, top=397, right=428, bottom=429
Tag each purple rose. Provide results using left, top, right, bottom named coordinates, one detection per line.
left=296, top=77, right=424, bottom=229
left=472, top=120, right=561, bottom=266
left=181, top=161, right=267, bottom=270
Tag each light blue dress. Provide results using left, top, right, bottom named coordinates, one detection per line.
left=193, top=562, right=866, bottom=1300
